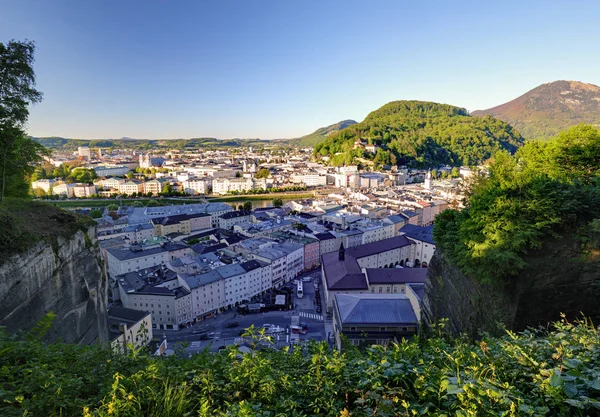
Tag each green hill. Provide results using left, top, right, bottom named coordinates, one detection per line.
left=472, top=80, right=600, bottom=140
left=288, top=119, right=357, bottom=147
left=313, top=101, right=523, bottom=167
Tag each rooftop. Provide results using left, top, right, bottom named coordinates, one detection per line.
left=399, top=224, right=435, bottom=245
left=334, top=294, right=418, bottom=325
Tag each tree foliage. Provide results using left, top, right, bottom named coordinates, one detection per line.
left=434, top=125, right=600, bottom=283
left=314, top=101, right=523, bottom=168
left=254, top=168, right=270, bottom=179
left=0, top=40, right=44, bottom=202
left=1, top=317, right=600, bottom=416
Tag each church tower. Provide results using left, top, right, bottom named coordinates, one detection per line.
left=424, top=170, right=432, bottom=190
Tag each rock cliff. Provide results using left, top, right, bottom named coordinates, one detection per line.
left=0, top=226, right=107, bottom=344
left=423, top=234, right=600, bottom=336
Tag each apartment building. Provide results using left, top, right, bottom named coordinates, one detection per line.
left=182, top=178, right=211, bottom=195
left=115, top=265, right=193, bottom=330
left=73, top=184, right=97, bottom=197
left=120, top=180, right=144, bottom=195
left=151, top=213, right=211, bottom=236
left=106, top=242, right=192, bottom=278
left=144, top=179, right=168, bottom=195
left=218, top=210, right=252, bottom=230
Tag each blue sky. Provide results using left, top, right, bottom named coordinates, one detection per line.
left=1, top=0, right=599, bottom=139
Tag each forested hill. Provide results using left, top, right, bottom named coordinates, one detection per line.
left=313, top=101, right=524, bottom=167
left=472, top=80, right=600, bottom=140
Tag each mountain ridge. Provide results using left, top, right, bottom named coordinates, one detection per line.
left=472, top=80, right=600, bottom=140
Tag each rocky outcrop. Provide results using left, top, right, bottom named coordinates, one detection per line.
left=423, top=234, right=600, bottom=336
left=0, top=227, right=107, bottom=344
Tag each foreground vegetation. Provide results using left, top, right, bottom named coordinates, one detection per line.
left=434, top=124, right=600, bottom=283
left=1, top=317, right=599, bottom=416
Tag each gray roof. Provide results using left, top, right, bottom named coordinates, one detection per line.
left=400, top=224, right=435, bottom=245
left=107, top=245, right=166, bottom=261
left=216, top=263, right=246, bottom=279
left=334, top=294, right=418, bottom=325
left=127, top=203, right=233, bottom=224
left=321, top=251, right=368, bottom=290
left=108, top=306, right=150, bottom=323
left=314, top=232, right=336, bottom=241
left=366, top=268, right=427, bottom=284
left=180, top=270, right=222, bottom=289
left=385, top=215, right=406, bottom=224
left=220, top=210, right=252, bottom=219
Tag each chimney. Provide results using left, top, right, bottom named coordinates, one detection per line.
left=338, top=242, right=345, bottom=261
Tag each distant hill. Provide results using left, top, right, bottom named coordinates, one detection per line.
left=313, top=100, right=523, bottom=167
left=472, top=80, right=600, bottom=140
left=288, top=119, right=357, bottom=147
left=32, top=137, right=281, bottom=151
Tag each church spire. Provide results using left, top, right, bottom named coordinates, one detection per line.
left=338, top=242, right=345, bottom=261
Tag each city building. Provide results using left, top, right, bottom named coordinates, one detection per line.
left=108, top=306, right=153, bottom=354
left=332, top=293, right=421, bottom=350
left=218, top=210, right=252, bottom=230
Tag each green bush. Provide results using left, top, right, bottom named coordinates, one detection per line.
left=1, top=317, right=599, bottom=416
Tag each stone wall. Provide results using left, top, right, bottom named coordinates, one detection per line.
left=0, top=227, right=107, bottom=344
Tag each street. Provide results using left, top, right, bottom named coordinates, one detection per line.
left=153, top=268, right=330, bottom=354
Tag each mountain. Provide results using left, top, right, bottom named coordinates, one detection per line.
left=288, top=119, right=357, bottom=147
left=313, top=100, right=523, bottom=167
left=472, top=80, right=600, bottom=140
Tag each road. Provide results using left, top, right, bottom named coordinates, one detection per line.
left=153, top=268, right=328, bottom=354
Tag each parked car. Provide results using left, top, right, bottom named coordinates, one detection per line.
left=225, top=322, right=238, bottom=328
left=199, top=334, right=209, bottom=340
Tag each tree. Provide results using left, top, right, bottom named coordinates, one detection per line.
left=0, top=40, right=44, bottom=202
left=451, top=167, right=460, bottom=178
left=107, top=203, right=119, bottom=211
left=162, top=182, right=172, bottom=195
left=32, top=187, right=46, bottom=198
left=89, top=209, right=102, bottom=219
left=272, top=198, right=283, bottom=207
left=243, top=201, right=252, bottom=211
left=255, top=168, right=270, bottom=179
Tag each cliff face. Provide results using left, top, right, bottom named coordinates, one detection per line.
left=423, top=235, right=600, bottom=336
left=0, top=227, right=107, bottom=344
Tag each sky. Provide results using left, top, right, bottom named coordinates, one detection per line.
left=1, top=0, right=600, bottom=140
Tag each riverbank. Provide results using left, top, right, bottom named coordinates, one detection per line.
left=41, top=192, right=314, bottom=209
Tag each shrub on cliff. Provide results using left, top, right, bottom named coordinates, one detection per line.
left=0, top=317, right=599, bottom=416
left=434, top=125, right=600, bottom=283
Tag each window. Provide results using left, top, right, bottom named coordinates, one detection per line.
left=379, top=287, right=382, bottom=293
left=386, top=287, right=391, bottom=293
left=380, top=327, right=386, bottom=332
left=350, top=327, right=357, bottom=331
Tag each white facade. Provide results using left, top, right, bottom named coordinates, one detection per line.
left=73, top=184, right=97, bottom=197
left=182, top=178, right=211, bottom=195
